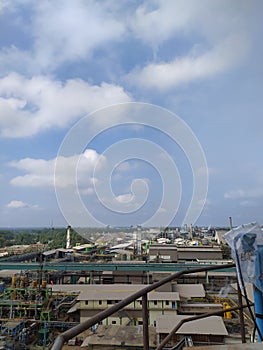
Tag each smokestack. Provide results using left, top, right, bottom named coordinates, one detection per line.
left=66, top=225, right=71, bottom=249
left=229, top=217, right=233, bottom=230
left=189, top=224, right=193, bottom=239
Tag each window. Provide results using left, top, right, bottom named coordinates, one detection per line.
left=107, top=300, right=113, bottom=305
left=85, top=301, right=89, bottom=305
left=99, top=300, right=102, bottom=305
left=154, top=301, right=157, bottom=305
left=166, top=301, right=169, bottom=306
left=138, top=321, right=143, bottom=325
left=112, top=320, right=116, bottom=325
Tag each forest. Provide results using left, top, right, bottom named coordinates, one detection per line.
left=0, top=226, right=136, bottom=249
left=0, top=228, right=88, bottom=249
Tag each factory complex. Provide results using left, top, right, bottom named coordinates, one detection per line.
left=0, top=226, right=257, bottom=349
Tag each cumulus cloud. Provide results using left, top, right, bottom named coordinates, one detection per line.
left=126, top=0, right=257, bottom=90
left=32, top=1, right=126, bottom=71
left=9, top=149, right=105, bottom=189
left=127, top=35, right=248, bottom=90
left=6, top=200, right=38, bottom=209
left=0, top=73, right=131, bottom=137
left=0, top=1, right=126, bottom=73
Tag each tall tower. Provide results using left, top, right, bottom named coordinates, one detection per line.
left=66, top=225, right=71, bottom=249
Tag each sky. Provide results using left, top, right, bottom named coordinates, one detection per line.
left=0, top=0, right=263, bottom=229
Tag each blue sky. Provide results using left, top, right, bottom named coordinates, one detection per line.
left=0, top=0, right=262, bottom=228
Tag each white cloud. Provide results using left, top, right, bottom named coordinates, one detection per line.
left=131, top=0, right=255, bottom=49
left=0, top=0, right=10, bottom=13
left=115, top=193, right=134, bottom=203
left=80, top=187, right=95, bottom=196
left=9, top=149, right=105, bottom=188
left=0, top=1, right=126, bottom=73
left=6, top=200, right=38, bottom=209
left=0, top=73, right=131, bottom=137
left=157, top=207, right=166, bottom=214
left=127, top=35, right=248, bottom=91
left=131, top=0, right=197, bottom=49
left=240, top=200, right=257, bottom=208
left=224, top=188, right=263, bottom=199
left=32, top=1, right=125, bottom=71
left=126, top=0, right=257, bottom=90
left=115, top=161, right=139, bottom=173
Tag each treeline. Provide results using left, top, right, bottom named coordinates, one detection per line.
left=0, top=228, right=88, bottom=249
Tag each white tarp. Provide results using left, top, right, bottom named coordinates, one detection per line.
left=224, top=222, right=263, bottom=292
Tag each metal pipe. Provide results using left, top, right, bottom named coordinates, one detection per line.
left=51, top=263, right=235, bottom=350
left=156, top=302, right=253, bottom=350
left=142, top=294, right=149, bottom=350
left=237, top=282, right=246, bottom=343
left=229, top=216, right=246, bottom=343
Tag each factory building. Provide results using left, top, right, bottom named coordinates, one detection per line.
left=156, top=315, right=228, bottom=347
left=149, top=244, right=223, bottom=262
left=67, top=284, right=180, bottom=326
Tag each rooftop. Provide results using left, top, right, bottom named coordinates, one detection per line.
left=173, top=283, right=205, bottom=298
left=77, top=290, right=180, bottom=301
left=82, top=325, right=156, bottom=348
left=156, top=315, right=228, bottom=335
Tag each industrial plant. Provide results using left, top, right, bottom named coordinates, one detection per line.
left=0, top=224, right=261, bottom=349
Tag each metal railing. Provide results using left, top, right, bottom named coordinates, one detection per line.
left=51, top=263, right=240, bottom=350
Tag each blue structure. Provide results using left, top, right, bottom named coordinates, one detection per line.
left=224, top=223, right=263, bottom=342
left=255, top=245, right=263, bottom=341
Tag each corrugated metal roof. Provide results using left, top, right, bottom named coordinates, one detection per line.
left=110, top=249, right=133, bottom=255
left=77, top=290, right=138, bottom=301
left=147, top=291, right=180, bottom=301
left=72, top=244, right=94, bottom=250
left=50, top=283, right=146, bottom=293
left=77, top=290, right=180, bottom=301
left=43, top=249, right=57, bottom=256
left=173, top=283, right=205, bottom=298
left=156, top=315, right=228, bottom=335
left=110, top=242, right=133, bottom=250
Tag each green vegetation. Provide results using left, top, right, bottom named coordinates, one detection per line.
left=0, top=228, right=88, bottom=249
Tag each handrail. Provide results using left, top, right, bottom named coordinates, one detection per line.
left=51, top=263, right=235, bottom=350
left=157, top=302, right=253, bottom=349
